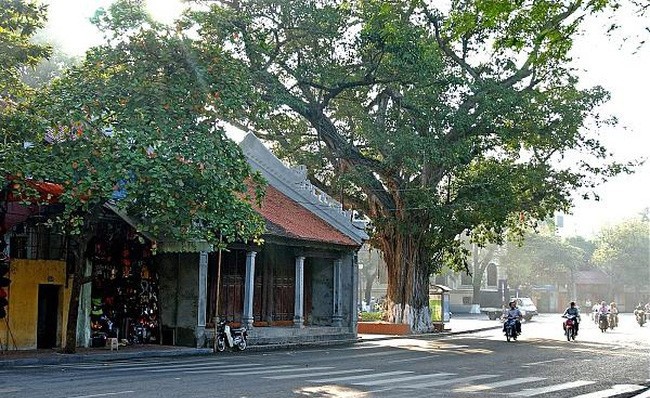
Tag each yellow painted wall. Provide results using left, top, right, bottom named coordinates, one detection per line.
left=0, top=259, right=70, bottom=350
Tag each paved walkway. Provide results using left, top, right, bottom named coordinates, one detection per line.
left=0, top=314, right=500, bottom=367
left=358, top=313, right=500, bottom=341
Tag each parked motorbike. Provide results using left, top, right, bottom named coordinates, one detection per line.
left=214, top=320, right=248, bottom=352
left=562, top=315, right=578, bottom=341
left=503, top=318, right=518, bottom=342
left=635, top=309, right=646, bottom=327
left=598, top=313, right=609, bottom=332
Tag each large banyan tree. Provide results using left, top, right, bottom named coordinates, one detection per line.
left=183, top=0, right=636, bottom=332
left=36, top=0, right=625, bottom=333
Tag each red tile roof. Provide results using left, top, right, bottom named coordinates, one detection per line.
left=254, top=185, right=358, bottom=247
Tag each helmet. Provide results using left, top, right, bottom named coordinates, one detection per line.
left=570, top=301, right=576, bottom=306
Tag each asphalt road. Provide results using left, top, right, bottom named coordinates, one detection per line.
left=1, top=313, right=648, bottom=398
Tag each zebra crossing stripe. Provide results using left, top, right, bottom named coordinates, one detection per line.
left=222, top=366, right=333, bottom=376
left=352, top=372, right=456, bottom=387
left=311, top=370, right=413, bottom=383
left=405, top=374, right=498, bottom=389
left=454, top=377, right=547, bottom=392
left=147, top=362, right=261, bottom=373
left=511, top=380, right=595, bottom=396
left=571, top=384, right=647, bottom=398
left=265, top=368, right=374, bottom=380
left=630, top=387, right=650, bottom=398
left=188, top=364, right=297, bottom=375
left=54, top=358, right=226, bottom=370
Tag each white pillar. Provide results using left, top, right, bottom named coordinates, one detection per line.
left=332, top=259, right=342, bottom=327
left=293, top=256, right=305, bottom=328
left=77, top=259, right=93, bottom=348
left=196, top=251, right=208, bottom=347
left=242, top=251, right=257, bottom=329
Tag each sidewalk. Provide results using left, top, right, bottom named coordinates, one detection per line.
left=0, top=314, right=500, bottom=368
left=357, top=312, right=501, bottom=341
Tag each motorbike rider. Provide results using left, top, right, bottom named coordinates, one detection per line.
left=597, top=301, right=609, bottom=315
left=634, top=303, right=645, bottom=317
left=596, top=301, right=609, bottom=325
left=609, top=302, right=619, bottom=327
left=562, top=301, right=580, bottom=335
left=503, top=299, right=522, bottom=335
left=591, top=302, right=600, bottom=322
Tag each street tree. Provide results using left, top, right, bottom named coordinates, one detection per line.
left=185, top=0, right=636, bottom=331
left=20, top=41, right=79, bottom=89
left=565, top=235, right=597, bottom=267
left=0, top=1, right=266, bottom=352
left=0, top=0, right=51, bottom=145
left=499, top=229, right=585, bottom=300
left=592, top=218, right=650, bottom=300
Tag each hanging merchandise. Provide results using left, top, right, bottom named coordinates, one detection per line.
left=89, top=224, right=159, bottom=347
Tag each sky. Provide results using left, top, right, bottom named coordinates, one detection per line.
left=40, top=0, right=649, bottom=238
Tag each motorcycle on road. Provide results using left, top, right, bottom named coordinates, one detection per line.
left=562, top=314, right=578, bottom=341
left=608, top=312, right=618, bottom=330
left=503, top=318, right=518, bottom=342
left=635, top=309, right=646, bottom=327
left=598, top=313, right=609, bottom=332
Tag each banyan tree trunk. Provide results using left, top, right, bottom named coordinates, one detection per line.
left=379, top=232, right=432, bottom=333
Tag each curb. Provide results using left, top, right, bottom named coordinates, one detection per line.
left=0, top=348, right=213, bottom=368
left=0, top=324, right=501, bottom=367
left=357, top=324, right=502, bottom=343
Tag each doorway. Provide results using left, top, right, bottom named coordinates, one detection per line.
left=37, top=284, right=60, bottom=349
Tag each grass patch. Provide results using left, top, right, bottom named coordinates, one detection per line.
left=359, top=311, right=385, bottom=321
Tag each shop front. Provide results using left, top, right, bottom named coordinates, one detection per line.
left=87, top=222, right=160, bottom=348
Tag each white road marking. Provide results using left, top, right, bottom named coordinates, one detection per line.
left=222, top=366, right=332, bottom=376
left=388, top=356, right=439, bottom=364
left=454, top=377, right=547, bottom=392
left=266, top=368, right=373, bottom=380
left=187, top=364, right=297, bottom=375
left=352, top=372, right=456, bottom=386
left=0, top=388, right=22, bottom=393
left=571, top=384, right=646, bottom=398
left=311, top=370, right=413, bottom=383
left=67, top=391, right=134, bottom=398
left=521, top=358, right=565, bottom=366
left=146, top=362, right=261, bottom=373
left=510, top=380, right=595, bottom=396
left=629, top=387, right=650, bottom=398
left=406, top=374, right=499, bottom=389
left=53, top=359, right=231, bottom=370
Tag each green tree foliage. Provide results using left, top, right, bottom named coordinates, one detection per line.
left=20, top=41, right=79, bottom=89
left=565, top=235, right=597, bottom=266
left=186, top=0, right=637, bottom=331
left=0, top=0, right=51, bottom=144
left=498, top=230, right=585, bottom=298
left=592, top=219, right=650, bottom=297
left=0, top=0, right=266, bottom=352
